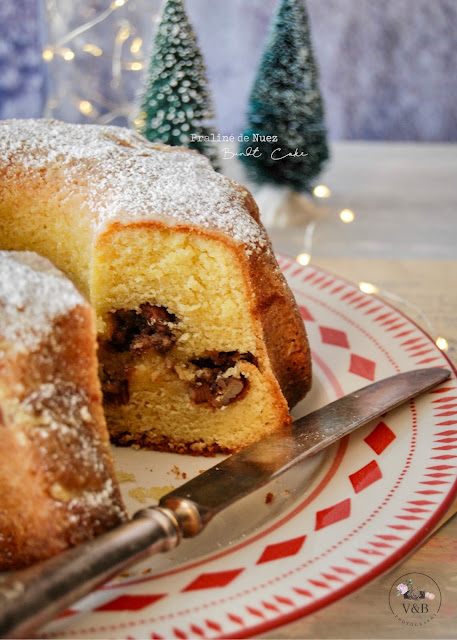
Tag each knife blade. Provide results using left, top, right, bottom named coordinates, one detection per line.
left=0, top=367, right=450, bottom=638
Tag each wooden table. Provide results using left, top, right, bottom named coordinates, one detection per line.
left=221, top=141, right=457, bottom=638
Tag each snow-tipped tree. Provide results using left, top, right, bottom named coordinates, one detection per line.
left=239, top=0, right=329, bottom=194
left=137, top=0, right=218, bottom=167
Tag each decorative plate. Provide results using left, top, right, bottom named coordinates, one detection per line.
left=43, top=258, right=457, bottom=639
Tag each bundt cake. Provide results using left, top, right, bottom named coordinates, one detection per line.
left=0, top=250, right=126, bottom=570
left=0, top=119, right=312, bottom=454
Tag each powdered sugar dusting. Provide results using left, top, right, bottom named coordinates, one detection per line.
left=22, top=380, right=125, bottom=521
left=0, top=251, right=86, bottom=351
left=0, top=119, right=267, bottom=251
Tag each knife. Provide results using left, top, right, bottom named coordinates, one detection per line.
left=0, top=367, right=450, bottom=639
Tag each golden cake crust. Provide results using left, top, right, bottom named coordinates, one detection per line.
left=0, top=251, right=126, bottom=570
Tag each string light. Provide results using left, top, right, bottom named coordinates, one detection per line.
left=78, top=100, right=95, bottom=116
left=62, top=49, right=75, bottom=61
left=436, top=336, right=449, bottom=351
left=133, top=114, right=146, bottom=128
left=124, top=62, right=143, bottom=70
left=117, top=25, right=131, bottom=42
left=42, top=48, right=54, bottom=61
left=82, top=43, right=103, bottom=56
left=130, top=37, right=143, bottom=54
left=42, top=0, right=155, bottom=125
left=359, top=282, right=378, bottom=294
left=340, top=208, right=354, bottom=223
left=294, top=217, right=448, bottom=357
left=313, top=184, right=331, bottom=198
left=296, top=253, right=311, bottom=266
left=359, top=283, right=449, bottom=356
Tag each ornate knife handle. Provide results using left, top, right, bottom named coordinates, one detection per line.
left=0, top=507, right=180, bottom=639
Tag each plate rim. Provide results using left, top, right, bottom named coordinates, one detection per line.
left=45, top=258, right=457, bottom=639
left=226, top=256, right=457, bottom=638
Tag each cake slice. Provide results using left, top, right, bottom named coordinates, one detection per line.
left=0, top=119, right=312, bottom=454
left=0, top=251, right=126, bottom=570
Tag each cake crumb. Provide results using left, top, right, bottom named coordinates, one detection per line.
left=265, top=492, right=274, bottom=504
left=128, top=485, right=175, bottom=503
left=168, top=465, right=187, bottom=480
left=116, top=470, right=136, bottom=483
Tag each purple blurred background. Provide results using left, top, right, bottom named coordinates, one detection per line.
left=0, top=0, right=456, bottom=140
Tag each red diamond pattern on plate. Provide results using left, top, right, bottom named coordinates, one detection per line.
left=227, top=613, right=244, bottom=626
left=190, top=623, right=205, bottom=637
left=308, top=579, right=330, bottom=589
left=319, top=326, right=350, bottom=349
left=205, top=620, right=222, bottom=632
left=94, top=593, right=165, bottom=612
left=349, top=460, right=383, bottom=494
left=315, top=498, right=351, bottom=530
left=274, top=595, right=295, bottom=606
left=322, top=572, right=343, bottom=582
left=182, top=568, right=244, bottom=591
left=349, top=354, right=376, bottom=381
left=331, top=565, right=355, bottom=575
left=364, top=421, right=396, bottom=454
left=257, top=535, right=306, bottom=564
left=293, top=587, right=313, bottom=597
left=299, top=305, right=315, bottom=322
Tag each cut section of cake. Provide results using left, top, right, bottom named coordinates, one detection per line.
left=0, top=251, right=126, bottom=570
left=0, top=119, right=312, bottom=454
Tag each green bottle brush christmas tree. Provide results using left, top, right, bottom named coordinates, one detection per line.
left=240, top=0, right=329, bottom=225
left=137, top=0, right=219, bottom=168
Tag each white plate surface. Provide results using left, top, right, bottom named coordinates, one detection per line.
left=44, top=258, right=457, bottom=639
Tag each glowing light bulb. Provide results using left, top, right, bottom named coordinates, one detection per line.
left=296, top=253, right=311, bottom=266
left=133, top=116, right=145, bottom=129
left=118, top=26, right=131, bottom=42
left=83, top=43, right=103, bottom=56
left=313, top=184, right=331, bottom=198
left=62, top=49, right=75, bottom=61
left=130, top=37, right=142, bottom=54
left=42, top=48, right=54, bottom=61
left=340, top=209, right=354, bottom=223
left=127, top=61, right=143, bottom=71
left=79, top=100, right=93, bottom=115
left=436, top=336, right=448, bottom=351
left=359, top=282, right=377, bottom=294
left=112, top=0, right=126, bottom=7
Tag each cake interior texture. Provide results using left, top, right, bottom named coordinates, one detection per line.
left=0, top=251, right=126, bottom=570
left=0, top=119, right=312, bottom=454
